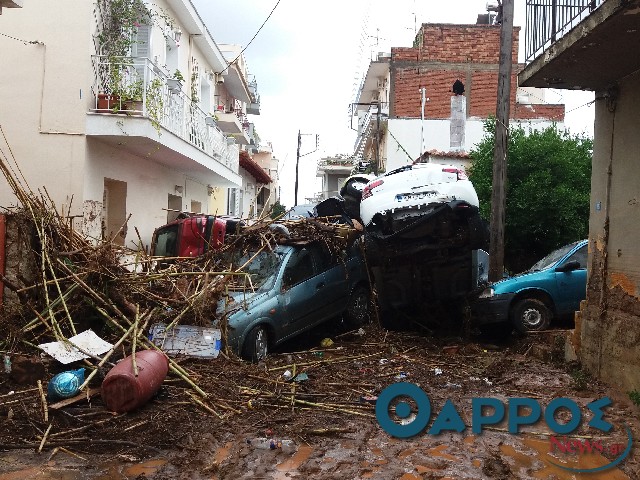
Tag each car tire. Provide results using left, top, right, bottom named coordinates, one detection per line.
left=345, top=286, right=371, bottom=327
left=512, top=298, right=552, bottom=333
left=242, top=325, right=269, bottom=362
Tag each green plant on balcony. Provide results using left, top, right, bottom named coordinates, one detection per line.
left=167, top=69, right=184, bottom=93
left=190, top=71, right=199, bottom=103
left=145, top=78, right=164, bottom=135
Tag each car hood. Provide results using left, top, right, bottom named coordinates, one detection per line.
left=491, top=269, right=552, bottom=295
left=216, top=290, right=263, bottom=316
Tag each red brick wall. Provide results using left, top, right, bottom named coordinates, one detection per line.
left=514, top=103, right=565, bottom=121
left=394, top=69, right=468, bottom=119
left=419, top=24, right=517, bottom=64
left=390, top=23, right=563, bottom=122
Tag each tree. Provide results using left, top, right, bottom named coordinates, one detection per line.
left=270, top=200, right=287, bottom=219
left=468, top=119, right=592, bottom=273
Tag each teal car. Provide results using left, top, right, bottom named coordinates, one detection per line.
left=472, top=239, right=588, bottom=333
left=217, top=241, right=370, bottom=361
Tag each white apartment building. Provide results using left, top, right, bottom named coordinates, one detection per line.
left=0, top=0, right=260, bottom=250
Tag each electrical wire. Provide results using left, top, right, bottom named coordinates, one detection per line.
left=218, top=0, right=281, bottom=75
left=0, top=31, right=42, bottom=45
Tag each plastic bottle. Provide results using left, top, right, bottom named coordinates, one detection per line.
left=247, top=437, right=276, bottom=449
left=247, top=437, right=296, bottom=453
left=3, top=355, right=11, bottom=374
left=279, top=439, right=297, bottom=454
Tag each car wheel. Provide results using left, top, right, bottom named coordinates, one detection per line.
left=242, top=325, right=268, bottom=362
left=512, top=298, right=551, bottom=333
left=345, top=286, right=371, bottom=327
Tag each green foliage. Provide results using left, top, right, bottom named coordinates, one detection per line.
left=629, top=389, right=640, bottom=406
left=570, top=368, right=590, bottom=391
left=468, top=119, right=593, bottom=272
left=270, top=201, right=287, bottom=219
left=145, top=78, right=164, bottom=135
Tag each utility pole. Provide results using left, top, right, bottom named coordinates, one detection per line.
left=489, top=0, right=514, bottom=281
left=294, top=130, right=319, bottom=206
left=375, top=101, right=381, bottom=175
left=295, top=130, right=301, bottom=206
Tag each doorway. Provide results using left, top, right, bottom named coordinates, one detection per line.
left=103, top=178, right=127, bottom=246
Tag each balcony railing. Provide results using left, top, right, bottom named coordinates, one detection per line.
left=90, top=55, right=238, bottom=172
left=525, top=0, right=604, bottom=63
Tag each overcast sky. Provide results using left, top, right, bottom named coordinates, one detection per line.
left=191, top=0, right=595, bottom=208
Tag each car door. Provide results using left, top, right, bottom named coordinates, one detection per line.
left=279, top=245, right=326, bottom=337
left=554, top=243, right=588, bottom=314
left=313, top=245, right=351, bottom=322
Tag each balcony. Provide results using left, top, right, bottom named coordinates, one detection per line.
left=521, top=0, right=640, bottom=91
left=213, top=107, right=251, bottom=145
left=316, top=156, right=355, bottom=177
left=247, top=78, right=261, bottom=115
left=88, top=56, right=240, bottom=185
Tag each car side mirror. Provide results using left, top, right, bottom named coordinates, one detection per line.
left=556, top=260, right=581, bottom=272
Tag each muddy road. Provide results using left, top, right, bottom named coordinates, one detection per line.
left=1, top=323, right=639, bottom=480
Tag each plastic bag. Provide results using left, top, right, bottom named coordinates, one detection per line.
left=47, top=368, right=85, bottom=401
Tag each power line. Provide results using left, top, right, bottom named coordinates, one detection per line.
left=218, top=0, right=281, bottom=75
left=0, top=31, right=42, bottom=45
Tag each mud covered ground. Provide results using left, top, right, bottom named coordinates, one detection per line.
left=1, top=321, right=639, bottom=480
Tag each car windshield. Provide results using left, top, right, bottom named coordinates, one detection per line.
left=153, top=225, right=178, bottom=257
left=284, top=204, right=315, bottom=219
left=528, top=241, right=580, bottom=272
left=233, top=249, right=284, bottom=292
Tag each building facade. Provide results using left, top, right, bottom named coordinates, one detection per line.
left=520, top=0, right=640, bottom=392
left=352, top=20, right=566, bottom=175
left=0, top=0, right=259, bottom=250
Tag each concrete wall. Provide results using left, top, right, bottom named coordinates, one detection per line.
left=580, top=70, right=640, bottom=392
left=0, top=0, right=92, bottom=215
left=84, top=139, right=213, bottom=249
left=385, top=117, right=557, bottom=172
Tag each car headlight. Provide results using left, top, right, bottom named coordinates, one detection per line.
left=478, top=287, right=495, bottom=299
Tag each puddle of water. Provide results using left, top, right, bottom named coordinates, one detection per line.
left=122, top=459, right=167, bottom=478
left=0, top=465, right=84, bottom=480
left=276, top=444, right=313, bottom=472
left=398, top=447, right=415, bottom=459
left=416, top=464, right=446, bottom=474
left=399, top=474, right=421, bottom=480
left=212, top=441, right=234, bottom=466
left=425, top=444, right=458, bottom=462
left=499, top=437, right=631, bottom=480
left=464, top=435, right=476, bottom=444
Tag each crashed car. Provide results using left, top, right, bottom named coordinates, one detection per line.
left=472, top=239, right=588, bottom=334
left=218, top=240, right=371, bottom=361
left=357, top=163, right=488, bottom=327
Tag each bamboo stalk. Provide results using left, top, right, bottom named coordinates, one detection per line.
left=38, top=423, right=53, bottom=453
left=37, top=380, right=48, bottom=423
left=187, top=392, right=222, bottom=419
left=132, top=305, right=139, bottom=377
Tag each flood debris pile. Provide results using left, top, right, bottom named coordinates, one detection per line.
left=0, top=148, right=370, bottom=455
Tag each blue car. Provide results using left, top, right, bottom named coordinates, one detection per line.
left=472, top=239, right=588, bottom=333
left=218, top=240, right=370, bottom=361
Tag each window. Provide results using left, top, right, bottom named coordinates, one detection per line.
left=566, top=245, right=588, bottom=269
left=285, top=248, right=315, bottom=286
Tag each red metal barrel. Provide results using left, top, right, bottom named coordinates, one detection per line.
left=101, top=349, right=169, bottom=413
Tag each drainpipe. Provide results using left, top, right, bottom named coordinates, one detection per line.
left=420, top=87, right=427, bottom=160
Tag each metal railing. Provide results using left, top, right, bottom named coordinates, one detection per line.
left=90, top=55, right=238, bottom=172
left=525, top=0, right=604, bottom=62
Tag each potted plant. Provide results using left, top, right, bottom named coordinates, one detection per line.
left=122, top=79, right=144, bottom=113
left=167, top=69, right=184, bottom=93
